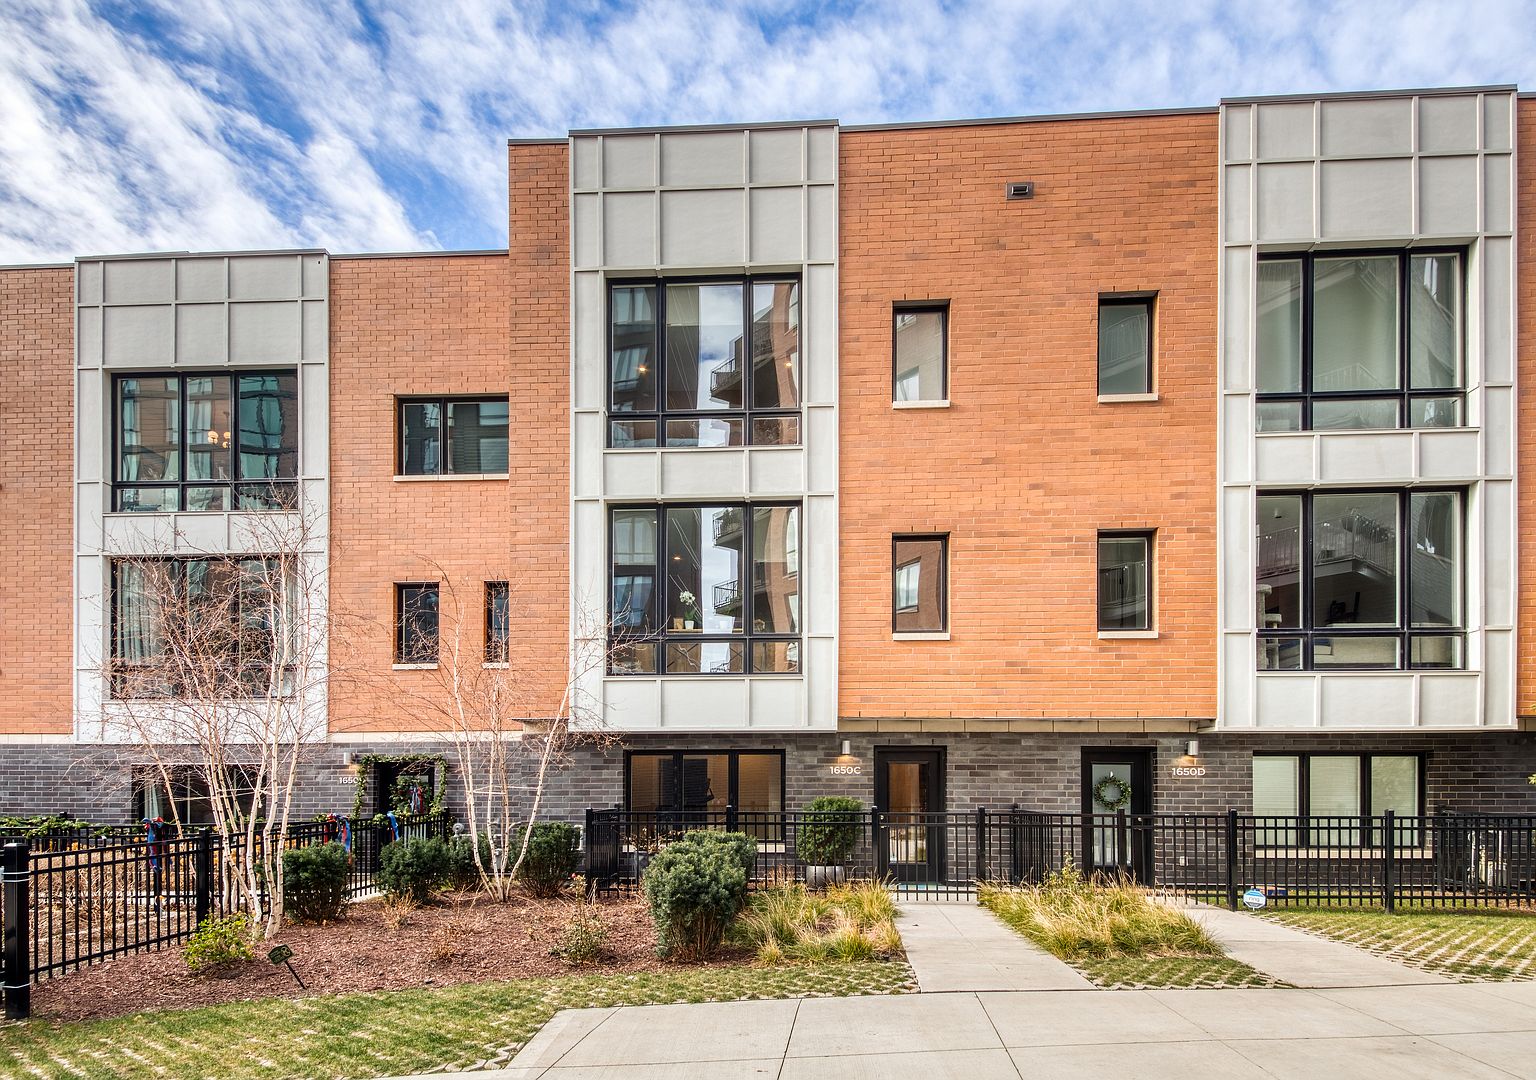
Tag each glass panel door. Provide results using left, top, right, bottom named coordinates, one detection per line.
left=875, top=749, right=945, bottom=883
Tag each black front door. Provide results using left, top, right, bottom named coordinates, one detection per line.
left=1081, top=748, right=1153, bottom=882
left=875, top=748, right=945, bottom=883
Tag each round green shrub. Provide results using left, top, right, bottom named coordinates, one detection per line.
left=448, top=831, right=493, bottom=890
left=510, top=821, right=583, bottom=898
left=282, top=841, right=349, bottom=923
left=377, top=836, right=454, bottom=904
left=642, top=830, right=757, bottom=959
left=184, top=913, right=255, bottom=974
left=797, top=796, right=864, bottom=866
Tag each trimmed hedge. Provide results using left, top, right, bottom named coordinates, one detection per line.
left=797, top=796, right=864, bottom=866
left=377, top=837, right=454, bottom=904
left=510, top=821, right=583, bottom=898
left=282, top=841, right=349, bottom=923
left=642, top=830, right=757, bottom=959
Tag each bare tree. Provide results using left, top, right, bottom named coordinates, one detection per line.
left=95, top=505, right=352, bottom=938
left=391, top=565, right=625, bottom=900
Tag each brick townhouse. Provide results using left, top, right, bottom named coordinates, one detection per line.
left=1, top=84, right=1533, bottom=882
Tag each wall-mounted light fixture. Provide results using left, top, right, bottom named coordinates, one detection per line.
left=1186, top=739, right=1200, bottom=759
left=841, top=739, right=852, bottom=757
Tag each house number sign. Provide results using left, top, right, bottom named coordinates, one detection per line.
left=829, top=764, right=863, bottom=775
left=1170, top=765, right=1207, bottom=778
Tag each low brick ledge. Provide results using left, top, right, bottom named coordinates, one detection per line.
left=837, top=717, right=1210, bottom=734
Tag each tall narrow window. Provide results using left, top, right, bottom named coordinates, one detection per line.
left=1256, top=251, right=1463, bottom=431
left=397, top=397, right=509, bottom=476
left=396, top=583, right=440, bottom=664
left=115, top=372, right=298, bottom=511
left=1097, top=532, right=1152, bottom=631
left=1256, top=490, right=1464, bottom=670
left=485, top=581, right=509, bottom=663
left=607, top=278, right=800, bottom=447
left=1097, top=297, right=1153, bottom=396
left=893, top=305, right=947, bottom=403
left=892, top=535, right=947, bottom=633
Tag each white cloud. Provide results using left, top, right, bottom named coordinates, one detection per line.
left=0, top=0, right=1531, bottom=262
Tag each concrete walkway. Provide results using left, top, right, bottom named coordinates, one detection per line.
left=896, top=902, right=1093, bottom=991
left=490, top=981, right=1536, bottom=1078
left=1182, top=904, right=1449, bottom=987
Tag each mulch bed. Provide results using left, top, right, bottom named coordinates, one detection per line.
left=32, top=892, right=746, bottom=1023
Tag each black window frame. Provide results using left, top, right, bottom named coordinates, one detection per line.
left=132, top=765, right=258, bottom=826
left=485, top=580, right=510, bottom=664
left=1253, top=751, right=1428, bottom=849
left=1256, top=248, right=1465, bottom=431
left=891, top=533, right=949, bottom=634
left=1255, top=487, right=1466, bottom=671
left=1096, top=529, right=1154, bottom=631
left=623, top=748, right=787, bottom=816
left=1096, top=293, right=1155, bottom=396
left=607, top=502, right=803, bottom=676
left=891, top=301, right=949, bottom=403
left=606, top=275, right=802, bottom=448
left=396, top=395, right=510, bottom=476
left=112, top=369, right=300, bottom=512
left=395, top=582, right=440, bottom=665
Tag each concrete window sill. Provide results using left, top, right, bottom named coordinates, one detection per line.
left=392, top=474, right=508, bottom=482
left=892, top=399, right=950, bottom=409
left=392, top=662, right=438, bottom=671
left=1098, top=630, right=1159, bottom=640
left=893, top=631, right=951, bottom=641
left=1097, top=393, right=1159, bottom=404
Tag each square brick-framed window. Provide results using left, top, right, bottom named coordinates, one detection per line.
left=892, top=534, right=948, bottom=634
left=395, top=582, right=440, bottom=664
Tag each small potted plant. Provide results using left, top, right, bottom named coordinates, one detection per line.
left=798, top=796, right=864, bottom=889
left=677, top=590, right=700, bottom=630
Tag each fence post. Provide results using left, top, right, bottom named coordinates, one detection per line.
left=194, top=828, right=213, bottom=925
left=725, top=803, right=738, bottom=834
left=1382, top=809, right=1396, bottom=913
left=870, top=805, right=882, bottom=880
left=1225, top=808, right=1239, bottom=911
left=1114, top=809, right=1127, bottom=878
left=1008, top=803, right=1022, bottom=884
left=975, top=806, right=987, bottom=885
left=3, top=841, right=31, bottom=1021
left=583, top=807, right=596, bottom=896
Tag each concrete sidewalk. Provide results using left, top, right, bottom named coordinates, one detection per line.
left=896, top=902, right=1093, bottom=991
left=491, top=981, right=1536, bottom=1078
left=1181, top=904, right=1449, bottom=987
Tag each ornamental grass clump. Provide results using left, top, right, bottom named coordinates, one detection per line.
left=980, top=860, right=1221, bottom=961
left=643, top=830, right=757, bottom=959
left=732, top=880, right=903, bottom=964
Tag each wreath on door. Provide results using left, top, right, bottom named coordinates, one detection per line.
left=1093, top=772, right=1132, bottom=811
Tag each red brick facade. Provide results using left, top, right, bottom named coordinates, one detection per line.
left=837, top=114, right=1221, bottom=721
left=0, top=266, right=74, bottom=735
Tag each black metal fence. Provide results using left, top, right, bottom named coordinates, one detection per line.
left=585, top=806, right=1536, bottom=912
left=1, top=811, right=449, bottom=1019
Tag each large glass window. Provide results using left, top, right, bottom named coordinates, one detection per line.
left=626, top=750, right=784, bottom=837
left=1097, top=532, right=1152, bottom=631
left=609, top=504, right=801, bottom=675
left=116, top=372, right=298, bottom=511
left=1097, top=297, right=1153, bottom=396
left=1256, top=251, right=1463, bottom=432
left=893, top=305, right=947, bottom=402
left=133, top=766, right=256, bottom=826
left=1256, top=490, right=1463, bottom=671
left=110, top=556, right=293, bottom=699
left=892, top=535, right=947, bottom=633
left=398, top=396, right=509, bottom=475
left=1252, top=754, right=1423, bottom=848
left=608, top=278, right=800, bottom=447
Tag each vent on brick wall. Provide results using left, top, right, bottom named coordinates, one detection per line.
left=1006, top=181, right=1035, bottom=200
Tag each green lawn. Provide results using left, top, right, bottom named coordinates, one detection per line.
left=0, top=962, right=915, bottom=1080
left=1268, top=909, right=1536, bottom=981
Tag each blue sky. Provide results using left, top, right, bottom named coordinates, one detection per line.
left=2, top=0, right=1533, bottom=262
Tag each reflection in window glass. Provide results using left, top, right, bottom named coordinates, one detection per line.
left=400, top=402, right=442, bottom=474
left=611, top=510, right=657, bottom=632
left=1410, top=492, right=1460, bottom=628
left=1257, top=260, right=1303, bottom=393
left=666, top=284, right=746, bottom=412
left=237, top=374, right=298, bottom=481
left=1256, top=401, right=1302, bottom=433
left=1313, top=256, right=1399, bottom=392
left=752, top=505, right=800, bottom=635
left=1410, top=254, right=1460, bottom=389
left=665, top=640, right=745, bottom=674
left=610, top=286, right=657, bottom=413
left=1097, top=300, right=1152, bottom=395
left=751, top=282, right=800, bottom=409
left=893, top=536, right=946, bottom=632
left=666, top=506, right=744, bottom=633
left=665, top=417, right=743, bottom=447
left=449, top=401, right=509, bottom=473
left=485, top=581, right=509, bottom=663
left=118, top=377, right=182, bottom=482
left=396, top=583, right=440, bottom=664
left=1313, top=493, right=1397, bottom=628
left=1097, top=534, right=1151, bottom=630
left=1311, top=397, right=1399, bottom=431
left=894, top=308, right=946, bottom=402
left=185, top=377, right=233, bottom=482
left=1256, top=495, right=1302, bottom=629
left=1410, top=397, right=1461, bottom=428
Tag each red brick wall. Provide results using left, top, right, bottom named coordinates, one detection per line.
left=0, top=266, right=74, bottom=734
left=326, top=142, right=569, bottom=733
left=1517, top=97, right=1536, bottom=720
left=837, top=113, right=1220, bottom=721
